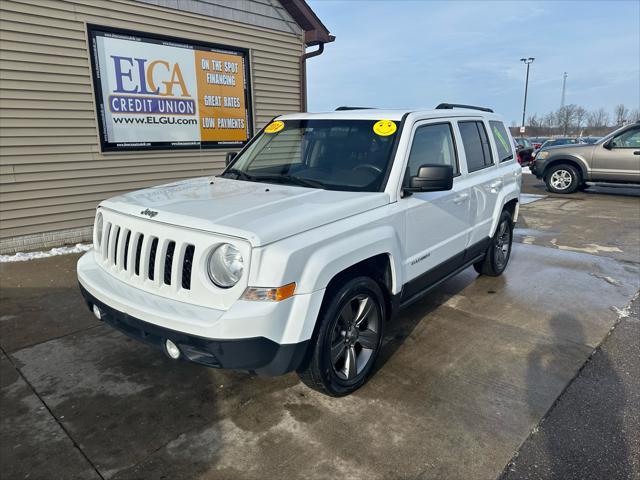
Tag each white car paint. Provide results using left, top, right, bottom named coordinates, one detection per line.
left=77, top=107, right=520, bottom=362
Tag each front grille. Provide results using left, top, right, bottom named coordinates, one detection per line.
left=99, top=221, right=194, bottom=290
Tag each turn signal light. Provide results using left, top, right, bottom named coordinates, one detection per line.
left=242, top=282, right=296, bottom=302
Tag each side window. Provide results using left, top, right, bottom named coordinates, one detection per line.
left=612, top=127, right=640, bottom=148
left=459, top=121, right=494, bottom=172
left=406, top=123, right=458, bottom=178
left=489, top=121, right=514, bottom=162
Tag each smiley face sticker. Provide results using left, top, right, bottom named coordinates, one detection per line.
left=264, top=120, right=285, bottom=133
left=373, top=120, right=397, bottom=136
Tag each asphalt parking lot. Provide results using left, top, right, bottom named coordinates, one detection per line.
left=1, top=173, right=639, bottom=480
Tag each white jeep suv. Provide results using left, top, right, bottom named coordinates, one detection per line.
left=77, top=104, right=521, bottom=396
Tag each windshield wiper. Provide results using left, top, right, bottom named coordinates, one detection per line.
left=221, top=169, right=254, bottom=181
left=252, top=174, right=325, bottom=189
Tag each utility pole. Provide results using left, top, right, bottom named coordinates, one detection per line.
left=560, top=72, right=568, bottom=108
left=520, top=57, right=535, bottom=132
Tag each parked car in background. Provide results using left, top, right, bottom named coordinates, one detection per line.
left=536, top=137, right=580, bottom=151
left=514, top=137, right=535, bottom=166
left=578, top=136, right=601, bottom=144
left=530, top=137, right=549, bottom=149
left=530, top=122, right=640, bottom=193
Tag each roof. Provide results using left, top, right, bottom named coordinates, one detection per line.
left=279, top=0, right=335, bottom=45
left=278, top=108, right=503, bottom=122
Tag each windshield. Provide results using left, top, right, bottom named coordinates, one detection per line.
left=221, top=119, right=401, bottom=191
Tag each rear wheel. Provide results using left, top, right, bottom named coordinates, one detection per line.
left=474, top=210, right=513, bottom=276
left=298, top=276, right=385, bottom=396
left=545, top=164, right=580, bottom=194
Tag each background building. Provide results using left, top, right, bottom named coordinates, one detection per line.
left=0, top=0, right=333, bottom=253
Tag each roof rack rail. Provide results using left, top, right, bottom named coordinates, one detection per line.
left=435, top=103, right=494, bottom=113
left=335, top=106, right=375, bottom=111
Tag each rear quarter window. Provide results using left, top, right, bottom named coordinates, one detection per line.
left=489, top=121, right=514, bottom=162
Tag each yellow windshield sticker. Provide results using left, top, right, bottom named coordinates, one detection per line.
left=373, top=120, right=397, bottom=136
left=264, top=120, right=285, bottom=133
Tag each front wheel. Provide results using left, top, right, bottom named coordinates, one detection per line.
left=545, top=164, right=580, bottom=194
left=474, top=210, right=513, bottom=276
left=298, top=277, right=386, bottom=396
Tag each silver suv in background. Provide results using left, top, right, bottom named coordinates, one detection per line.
left=530, top=122, right=640, bottom=193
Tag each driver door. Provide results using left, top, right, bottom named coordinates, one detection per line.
left=402, top=121, right=472, bottom=298
left=593, top=125, right=640, bottom=182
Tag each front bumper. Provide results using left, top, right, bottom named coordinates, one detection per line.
left=77, top=251, right=324, bottom=375
left=80, top=285, right=308, bottom=375
left=529, top=161, right=544, bottom=178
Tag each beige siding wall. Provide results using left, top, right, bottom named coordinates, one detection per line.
left=0, top=0, right=304, bottom=252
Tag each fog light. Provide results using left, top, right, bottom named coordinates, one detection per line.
left=165, top=339, right=181, bottom=359
left=92, top=304, right=102, bottom=320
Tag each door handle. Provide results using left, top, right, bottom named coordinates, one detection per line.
left=453, top=193, right=469, bottom=204
left=634, top=151, right=640, bottom=155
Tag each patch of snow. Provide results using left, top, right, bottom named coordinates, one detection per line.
left=549, top=239, right=623, bottom=254
left=0, top=243, right=92, bottom=263
left=520, top=193, right=547, bottom=205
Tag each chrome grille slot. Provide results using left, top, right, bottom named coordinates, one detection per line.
left=182, top=245, right=195, bottom=290
left=134, top=234, right=144, bottom=276
left=148, top=237, right=159, bottom=280
left=164, top=241, right=176, bottom=285
left=123, top=230, right=131, bottom=271
left=101, top=222, right=111, bottom=260
left=108, top=225, right=119, bottom=264
left=113, top=227, right=120, bottom=265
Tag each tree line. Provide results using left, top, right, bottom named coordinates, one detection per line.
left=514, top=104, right=639, bottom=137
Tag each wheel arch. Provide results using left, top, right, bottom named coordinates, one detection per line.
left=542, top=156, right=588, bottom=180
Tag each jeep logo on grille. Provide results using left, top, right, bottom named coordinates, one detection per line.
left=140, top=208, right=158, bottom=218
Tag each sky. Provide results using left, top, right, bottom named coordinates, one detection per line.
left=305, top=0, right=640, bottom=125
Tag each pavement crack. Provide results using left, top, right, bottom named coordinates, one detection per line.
left=7, top=323, right=104, bottom=354
left=0, top=344, right=106, bottom=480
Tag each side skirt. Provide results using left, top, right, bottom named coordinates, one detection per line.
left=394, top=237, right=491, bottom=311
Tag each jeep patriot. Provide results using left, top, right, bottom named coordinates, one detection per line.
left=78, top=104, right=521, bottom=396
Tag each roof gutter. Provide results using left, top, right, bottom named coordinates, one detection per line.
left=300, top=43, right=324, bottom=112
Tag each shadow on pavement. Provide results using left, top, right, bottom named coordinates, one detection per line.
left=508, top=313, right=634, bottom=480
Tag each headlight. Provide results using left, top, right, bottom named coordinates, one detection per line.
left=94, top=211, right=103, bottom=249
left=207, top=243, right=244, bottom=288
left=537, top=151, right=549, bottom=160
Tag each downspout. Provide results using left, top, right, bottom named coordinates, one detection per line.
left=300, top=42, right=325, bottom=112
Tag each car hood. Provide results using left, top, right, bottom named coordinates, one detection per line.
left=541, top=143, right=593, bottom=153
left=100, top=176, right=390, bottom=246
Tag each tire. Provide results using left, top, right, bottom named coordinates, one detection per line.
left=577, top=183, right=589, bottom=191
left=545, top=164, right=580, bottom=194
left=474, top=210, right=513, bottom=277
left=297, top=276, right=386, bottom=396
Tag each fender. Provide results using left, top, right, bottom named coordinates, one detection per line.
left=297, top=224, right=403, bottom=295
left=542, top=154, right=590, bottom=179
left=488, top=174, right=520, bottom=237
left=249, top=220, right=403, bottom=296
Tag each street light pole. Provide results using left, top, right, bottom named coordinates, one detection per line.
left=520, top=57, right=535, bottom=131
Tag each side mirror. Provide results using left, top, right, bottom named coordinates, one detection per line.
left=602, top=140, right=613, bottom=150
left=405, top=164, right=454, bottom=193
left=225, top=151, right=237, bottom=166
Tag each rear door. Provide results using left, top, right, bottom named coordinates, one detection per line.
left=489, top=120, right=520, bottom=199
left=456, top=119, right=500, bottom=250
left=402, top=120, right=472, bottom=294
left=593, top=125, right=640, bottom=182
